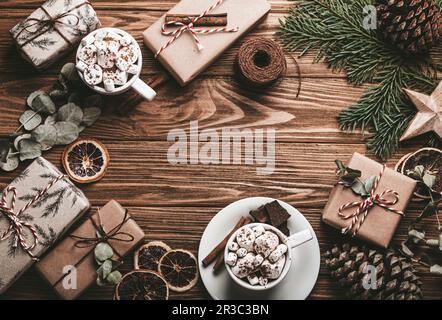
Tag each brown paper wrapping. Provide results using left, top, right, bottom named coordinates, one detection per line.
left=143, top=0, right=271, bottom=86
left=322, top=152, right=417, bottom=248
left=36, top=200, right=145, bottom=300
left=0, top=157, right=90, bottom=295
left=9, top=0, right=101, bottom=70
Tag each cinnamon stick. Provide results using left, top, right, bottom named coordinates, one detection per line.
left=165, top=13, right=228, bottom=27
left=213, top=252, right=225, bottom=273
left=202, top=216, right=252, bottom=267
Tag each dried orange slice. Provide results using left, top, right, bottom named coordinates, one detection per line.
left=134, top=241, right=172, bottom=271
left=158, top=249, right=198, bottom=292
left=115, top=270, right=169, bottom=300
left=62, top=137, right=109, bottom=184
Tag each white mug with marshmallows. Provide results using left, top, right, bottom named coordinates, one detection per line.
left=76, top=27, right=156, bottom=101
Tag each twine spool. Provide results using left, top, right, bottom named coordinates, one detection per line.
left=236, top=38, right=287, bottom=88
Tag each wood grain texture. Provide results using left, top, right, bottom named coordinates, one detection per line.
left=0, top=0, right=441, bottom=300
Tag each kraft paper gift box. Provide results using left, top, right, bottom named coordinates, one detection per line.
left=143, top=0, right=271, bottom=86
left=0, top=157, right=90, bottom=295
left=322, top=153, right=417, bottom=248
left=36, top=200, right=145, bottom=300
left=10, top=0, right=101, bottom=70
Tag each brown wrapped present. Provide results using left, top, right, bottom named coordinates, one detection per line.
left=322, top=153, right=417, bottom=248
left=0, top=157, right=90, bottom=295
left=143, top=0, right=271, bottom=86
left=36, top=200, right=145, bottom=300
left=10, top=0, right=101, bottom=70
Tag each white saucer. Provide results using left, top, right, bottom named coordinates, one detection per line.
left=198, top=197, right=321, bottom=300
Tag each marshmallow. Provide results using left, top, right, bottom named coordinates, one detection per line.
left=103, top=68, right=127, bottom=86
left=228, top=242, right=239, bottom=252
left=115, top=56, right=131, bottom=72
left=94, top=40, right=107, bottom=52
left=119, top=35, right=133, bottom=47
left=258, top=276, right=268, bottom=286
left=236, top=227, right=255, bottom=251
left=104, top=79, right=115, bottom=92
left=127, top=63, right=140, bottom=75
left=106, top=40, right=121, bottom=54
left=231, top=253, right=255, bottom=278
left=226, top=252, right=238, bottom=267
left=104, top=32, right=122, bottom=43
left=252, top=225, right=266, bottom=238
left=261, top=256, right=286, bottom=280
left=236, top=248, right=247, bottom=258
left=253, top=254, right=264, bottom=267
left=81, top=35, right=95, bottom=47
left=254, top=231, right=279, bottom=257
left=78, top=44, right=97, bottom=65
left=119, top=44, right=139, bottom=64
left=97, top=49, right=117, bottom=68
left=268, top=244, right=288, bottom=263
left=94, top=30, right=107, bottom=41
left=247, top=274, right=259, bottom=286
left=83, top=64, right=103, bottom=85
left=76, top=61, right=88, bottom=72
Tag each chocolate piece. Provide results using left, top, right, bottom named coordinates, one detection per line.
left=249, top=205, right=269, bottom=223
left=264, top=200, right=291, bottom=228
left=278, top=221, right=290, bottom=236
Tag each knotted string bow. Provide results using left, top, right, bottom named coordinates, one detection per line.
left=14, top=2, right=90, bottom=47
left=0, top=175, right=66, bottom=261
left=155, top=0, right=239, bottom=58
left=338, top=165, right=404, bottom=236
left=70, top=208, right=134, bottom=248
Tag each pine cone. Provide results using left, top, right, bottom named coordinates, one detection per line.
left=376, top=0, right=442, bottom=54
left=324, top=243, right=423, bottom=300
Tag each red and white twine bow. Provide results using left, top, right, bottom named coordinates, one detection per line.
left=155, top=0, right=239, bottom=58
left=0, top=174, right=66, bottom=261
left=338, top=165, right=404, bottom=236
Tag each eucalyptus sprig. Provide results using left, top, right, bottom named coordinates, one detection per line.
left=94, top=231, right=123, bottom=287
left=335, top=160, right=376, bottom=197
left=0, top=63, right=102, bottom=172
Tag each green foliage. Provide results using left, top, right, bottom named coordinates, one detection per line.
left=276, top=0, right=442, bottom=159
left=335, top=159, right=376, bottom=197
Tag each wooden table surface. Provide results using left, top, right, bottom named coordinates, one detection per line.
left=0, top=0, right=441, bottom=300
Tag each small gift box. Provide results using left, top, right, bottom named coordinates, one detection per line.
left=0, top=157, right=90, bottom=294
left=322, top=152, right=417, bottom=248
left=10, top=0, right=101, bottom=70
left=143, top=0, right=271, bottom=86
left=36, top=200, right=145, bottom=300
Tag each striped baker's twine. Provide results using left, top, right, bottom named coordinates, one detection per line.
left=155, top=0, right=239, bottom=58
left=0, top=174, right=66, bottom=261
left=338, top=165, right=404, bottom=236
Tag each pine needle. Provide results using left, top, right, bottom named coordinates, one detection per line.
left=276, top=0, right=442, bottom=159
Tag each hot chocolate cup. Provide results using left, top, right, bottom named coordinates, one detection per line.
left=76, top=27, right=156, bottom=101
left=224, top=222, right=312, bottom=291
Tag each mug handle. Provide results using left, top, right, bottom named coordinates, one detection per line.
left=287, top=229, right=313, bottom=249
left=131, top=77, right=157, bottom=101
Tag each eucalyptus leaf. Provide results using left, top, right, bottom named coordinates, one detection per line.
left=31, top=93, right=56, bottom=114
left=54, top=122, right=79, bottom=145
left=57, top=103, right=83, bottom=125
left=96, top=276, right=107, bottom=287
left=19, top=110, right=42, bottom=131
left=0, top=138, right=11, bottom=163
left=364, top=175, right=377, bottom=193
left=97, top=259, right=113, bottom=280
left=14, top=134, right=32, bottom=150
left=45, top=115, right=56, bottom=126
left=335, top=159, right=346, bottom=174
left=32, top=124, right=57, bottom=151
left=81, top=107, right=101, bottom=126
left=68, top=92, right=83, bottom=106
left=430, top=264, right=442, bottom=275
left=408, top=229, right=425, bottom=244
left=18, top=139, right=42, bottom=161
left=0, top=149, right=19, bottom=172
left=423, top=173, right=436, bottom=189
left=95, top=256, right=104, bottom=266
left=49, top=79, right=69, bottom=100
left=414, top=165, right=425, bottom=178
left=27, top=90, right=45, bottom=108
left=60, top=63, right=80, bottom=83
left=351, top=180, right=368, bottom=197
left=400, top=241, right=414, bottom=258
left=106, top=271, right=122, bottom=285
left=94, top=242, right=114, bottom=262
left=84, top=95, right=102, bottom=109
